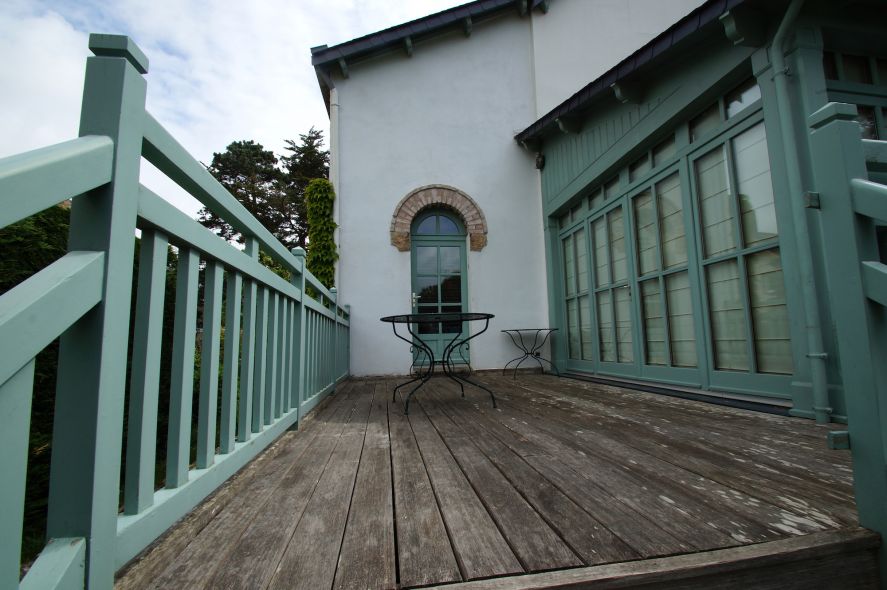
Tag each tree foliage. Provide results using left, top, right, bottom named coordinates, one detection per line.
left=305, top=178, right=338, bottom=289
left=281, top=128, right=329, bottom=249
left=198, top=130, right=329, bottom=252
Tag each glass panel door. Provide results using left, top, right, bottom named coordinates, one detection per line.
left=412, top=243, right=466, bottom=363
left=591, top=205, right=635, bottom=367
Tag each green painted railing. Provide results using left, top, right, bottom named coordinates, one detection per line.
left=808, top=102, right=887, bottom=587
left=0, top=34, right=349, bottom=589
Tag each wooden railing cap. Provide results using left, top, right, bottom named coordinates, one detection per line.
left=89, top=33, right=149, bottom=74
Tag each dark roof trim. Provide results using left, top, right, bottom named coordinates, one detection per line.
left=311, top=0, right=547, bottom=69
left=515, top=0, right=747, bottom=145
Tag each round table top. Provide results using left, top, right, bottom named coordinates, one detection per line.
left=380, top=312, right=494, bottom=324
left=501, top=328, right=559, bottom=333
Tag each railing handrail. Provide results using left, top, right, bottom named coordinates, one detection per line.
left=141, top=112, right=340, bottom=304
left=0, top=34, right=350, bottom=589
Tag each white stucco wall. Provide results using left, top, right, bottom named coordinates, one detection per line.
left=530, top=0, right=707, bottom=117
left=334, top=18, right=548, bottom=376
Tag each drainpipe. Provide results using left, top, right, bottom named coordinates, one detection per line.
left=769, top=0, right=831, bottom=423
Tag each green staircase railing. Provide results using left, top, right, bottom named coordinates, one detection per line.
left=0, top=34, right=349, bottom=589
left=809, top=102, right=887, bottom=586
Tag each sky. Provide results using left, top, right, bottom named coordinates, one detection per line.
left=0, top=0, right=467, bottom=217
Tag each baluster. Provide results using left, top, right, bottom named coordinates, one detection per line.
left=166, top=248, right=199, bottom=487
left=197, top=260, right=223, bottom=468
left=124, top=229, right=168, bottom=514
left=277, top=297, right=288, bottom=418
left=265, top=292, right=279, bottom=424
left=237, top=237, right=259, bottom=441
left=220, top=270, right=242, bottom=453
left=0, top=361, right=35, bottom=589
left=252, top=286, right=269, bottom=433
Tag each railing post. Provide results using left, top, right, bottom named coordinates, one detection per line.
left=808, top=102, right=887, bottom=584
left=344, top=304, right=351, bottom=378
left=47, top=34, right=148, bottom=589
left=331, top=287, right=338, bottom=388
left=237, top=237, right=259, bottom=442
left=292, top=247, right=307, bottom=419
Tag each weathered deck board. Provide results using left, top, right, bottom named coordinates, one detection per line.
left=333, top=382, right=397, bottom=590
left=267, top=384, right=375, bottom=590
left=389, top=389, right=461, bottom=587
left=406, top=403, right=523, bottom=579
left=204, top=383, right=367, bottom=590
left=116, top=374, right=868, bottom=590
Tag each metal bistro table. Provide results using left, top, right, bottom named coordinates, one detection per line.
left=501, top=328, right=560, bottom=378
left=380, top=312, right=497, bottom=414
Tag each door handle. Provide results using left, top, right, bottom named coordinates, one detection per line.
left=411, top=292, right=419, bottom=308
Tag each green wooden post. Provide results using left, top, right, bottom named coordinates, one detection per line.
left=344, top=304, right=351, bottom=378
left=293, top=247, right=307, bottom=415
left=276, top=295, right=288, bottom=418
left=0, top=361, right=35, bottom=589
left=286, top=299, right=296, bottom=412
left=166, top=247, right=199, bottom=487
left=331, top=287, right=338, bottom=387
left=124, top=229, right=168, bottom=514
left=808, top=102, right=887, bottom=586
left=265, top=291, right=279, bottom=424
left=220, top=270, right=242, bottom=453
left=252, top=285, right=269, bottom=433
left=237, top=237, right=259, bottom=441
left=197, top=260, right=223, bottom=468
left=47, top=34, right=147, bottom=589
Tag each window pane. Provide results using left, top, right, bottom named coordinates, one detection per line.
left=567, top=298, right=580, bottom=359
left=438, top=215, right=459, bottom=234
left=416, top=246, right=437, bottom=274
left=575, top=228, right=589, bottom=292
left=571, top=201, right=586, bottom=221
left=641, top=279, right=666, bottom=365
left=878, top=59, right=887, bottom=85
left=416, top=277, right=438, bottom=305
left=614, top=286, right=633, bottom=362
left=725, top=79, right=761, bottom=118
left=440, top=246, right=461, bottom=274
left=707, top=260, right=748, bottom=371
left=563, top=234, right=575, bottom=296
left=657, top=172, right=687, bottom=268
left=559, top=213, right=570, bottom=229
left=666, top=272, right=697, bottom=367
left=748, top=249, right=793, bottom=374
left=441, top=306, right=463, bottom=333
left=579, top=295, right=593, bottom=361
left=696, top=146, right=737, bottom=257
left=822, top=51, right=838, bottom=80
left=690, top=103, right=720, bottom=142
left=440, top=276, right=461, bottom=303
left=733, top=122, right=778, bottom=246
left=593, top=217, right=610, bottom=287
left=597, top=291, right=615, bottom=362
left=589, top=187, right=604, bottom=210
left=633, top=189, right=658, bottom=275
left=629, top=154, right=651, bottom=183
left=856, top=105, right=879, bottom=140
left=416, top=216, right=436, bottom=234
left=604, top=177, right=620, bottom=200
left=418, top=306, right=439, bottom=334
left=652, top=135, right=676, bottom=167
left=843, top=54, right=872, bottom=84
left=609, top=208, right=628, bottom=283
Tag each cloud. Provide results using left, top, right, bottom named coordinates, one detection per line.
left=1, top=0, right=465, bottom=217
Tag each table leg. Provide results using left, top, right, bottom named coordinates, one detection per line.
left=444, top=319, right=496, bottom=408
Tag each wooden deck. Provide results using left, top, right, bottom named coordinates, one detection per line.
left=115, top=374, right=880, bottom=589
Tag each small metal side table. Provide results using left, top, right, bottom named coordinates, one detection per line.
left=381, top=312, right=497, bottom=414
left=501, top=328, right=560, bottom=378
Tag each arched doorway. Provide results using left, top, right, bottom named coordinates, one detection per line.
left=411, top=208, right=468, bottom=363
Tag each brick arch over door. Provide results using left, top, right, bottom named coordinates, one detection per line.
left=389, top=185, right=488, bottom=252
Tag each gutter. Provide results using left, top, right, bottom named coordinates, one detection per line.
left=769, top=0, right=831, bottom=423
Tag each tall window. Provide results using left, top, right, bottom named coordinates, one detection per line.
left=562, top=228, right=592, bottom=360
left=631, top=171, right=697, bottom=367
left=592, top=207, right=633, bottom=363
left=695, top=121, right=792, bottom=374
